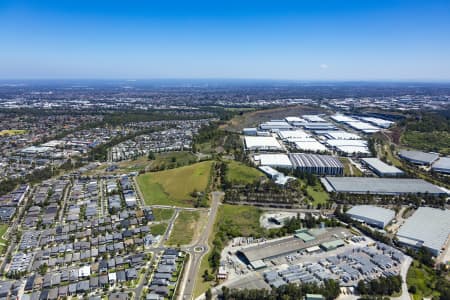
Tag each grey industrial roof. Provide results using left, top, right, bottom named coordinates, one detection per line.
left=399, top=150, right=439, bottom=164
left=289, top=153, right=343, bottom=169
left=397, top=207, right=450, bottom=253
left=322, top=177, right=446, bottom=195
left=432, top=157, right=450, bottom=172
left=361, top=158, right=404, bottom=175
left=238, top=228, right=347, bottom=262
left=346, top=205, right=395, bottom=225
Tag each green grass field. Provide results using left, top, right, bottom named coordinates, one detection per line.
left=0, top=224, right=8, bottom=252
left=306, top=183, right=329, bottom=207
left=137, top=161, right=213, bottom=207
left=0, top=129, right=27, bottom=136
left=167, top=211, right=202, bottom=246
left=194, top=204, right=264, bottom=297
left=225, top=161, right=264, bottom=185
left=150, top=223, right=168, bottom=236
left=215, top=204, right=265, bottom=237
left=407, top=260, right=441, bottom=300
left=152, top=208, right=175, bottom=221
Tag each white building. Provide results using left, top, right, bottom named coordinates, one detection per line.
left=346, top=205, right=395, bottom=228
left=254, top=154, right=293, bottom=168
left=397, top=207, right=450, bottom=256
left=244, top=136, right=283, bottom=151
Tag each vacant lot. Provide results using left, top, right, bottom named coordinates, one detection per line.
left=137, top=161, right=213, bottom=207
left=150, top=223, right=168, bottom=236
left=167, top=210, right=206, bottom=246
left=152, top=208, right=175, bottom=221
left=195, top=204, right=264, bottom=297
left=0, top=224, right=8, bottom=252
left=216, top=204, right=265, bottom=237
left=221, top=105, right=324, bottom=132
left=306, top=182, right=329, bottom=207
left=225, top=161, right=264, bottom=185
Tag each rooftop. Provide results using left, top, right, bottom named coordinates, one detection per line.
left=361, top=158, right=404, bottom=175
left=346, top=205, right=395, bottom=225
left=432, top=157, right=450, bottom=172
left=244, top=136, right=282, bottom=150
left=322, top=177, right=446, bottom=195
left=399, top=150, right=439, bottom=164
left=397, top=207, right=450, bottom=253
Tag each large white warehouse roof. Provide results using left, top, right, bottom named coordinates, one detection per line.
left=302, top=115, right=326, bottom=122
left=244, top=136, right=282, bottom=150
left=254, top=154, right=293, bottom=168
left=397, top=207, right=450, bottom=255
left=346, top=205, right=395, bottom=227
left=294, top=140, right=328, bottom=152
left=323, top=131, right=361, bottom=140
left=277, top=130, right=311, bottom=140
left=432, top=157, right=450, bottom=174
left=361, top=158, right=404, bottom=176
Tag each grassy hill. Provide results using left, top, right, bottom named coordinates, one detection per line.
left=225, top=161, right=265, bottom=185
left=137, top=161, right=213, bottom=207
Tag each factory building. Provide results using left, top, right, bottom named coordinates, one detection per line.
left=397, top=207, right=450, bottom=256
left=242, top=128, right=258, bottom=136
left=284, top=116, right=308, bottom=126
left=398, top=150, right=439, bottom=165
left=322, top=131, right=360, bottom=140
left=361, top=158, right=404, bottom=177
left=302, top=115, right=326, bottom=122
left=244, top=136, right=283, bottom=151
left=277, top=130, right=311, bottom=140
left=254, top=154, right=293, bottom=168
left=259, top=121, right=293, bottom=131
left=293, top=140, right=329, bottom=153
left=289, top=153, right=343, bottom=175
left=326, top=139, right=370, bottom=156
left=431, top=157, right=450, bottom=174
left=360, top=117, right=394, bottom=128
left=346, top=205, right=395, bottom=228
left=237, top=228, right=349, bottom=269
left=303, top=123, right=337, bottom=131
left=321, top=177, right=447, bottom=195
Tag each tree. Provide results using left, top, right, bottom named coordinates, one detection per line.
left=205, top=288, right=212, bottom=300
left=148, top=151, right=155, bottom=160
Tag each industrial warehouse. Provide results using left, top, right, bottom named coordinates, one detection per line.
left=289, top=153, right=343, bottom=175
left=321, top=177, right=447, bottom=195
left=398, top=150, right=439, bottom=165
left=360, top=158, right=404, bottom=177
left=431, top=157, right=450, bottom=174
left=396, top=207, right=450, bottom=256
left=254, top=153, right=344, bottom=175
left=244, top=136, right=283, bottom=151
left=346, top=205, right=395, bottom=228
left=237, top=228, right=349, bottom=269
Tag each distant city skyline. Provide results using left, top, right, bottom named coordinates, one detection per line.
left=1, top=0, right=450, bottom=80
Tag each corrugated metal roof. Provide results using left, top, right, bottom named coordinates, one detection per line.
left=397, top=207, right=450, bottom=253
left=346, top=205, right=395, bottom=225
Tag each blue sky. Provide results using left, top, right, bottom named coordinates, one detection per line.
left=1, top=0, right=450, bottom=80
